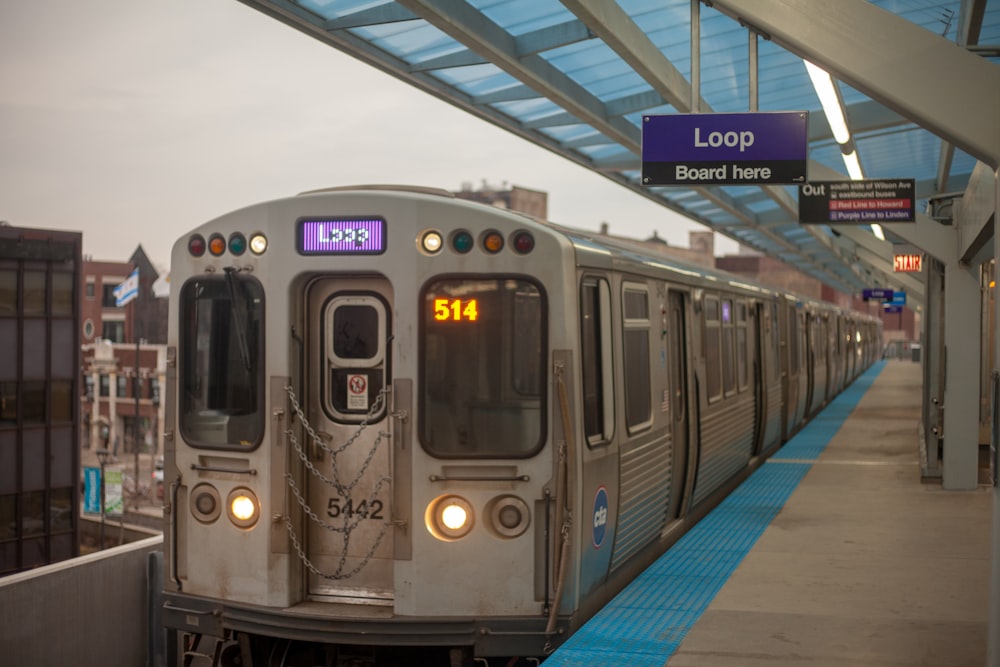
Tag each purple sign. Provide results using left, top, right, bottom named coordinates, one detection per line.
left=298, top=217, right=386, bottom=255
left=862, top=288, right=894, bottom=301
left=642, top=111, right=809, bottom=186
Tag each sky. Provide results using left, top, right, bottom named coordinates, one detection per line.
left=0, top=0, right=738, bottom=272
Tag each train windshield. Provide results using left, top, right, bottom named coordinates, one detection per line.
left=179, top=272, right=265, bottom=449
left=420, top=277, right=545, bottom=458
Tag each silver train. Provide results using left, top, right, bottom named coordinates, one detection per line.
left=161, top=185, right=881, bottom=666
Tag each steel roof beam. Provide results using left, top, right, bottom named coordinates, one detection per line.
left=709, top=0, right=1000, bottom=169
left=321, top=4, right=419, bottom=30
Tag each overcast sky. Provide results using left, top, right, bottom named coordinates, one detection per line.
left=1, top=0, right=738, bottom=271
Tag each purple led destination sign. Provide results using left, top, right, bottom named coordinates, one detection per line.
left=298, top=217, right=386, bottom=255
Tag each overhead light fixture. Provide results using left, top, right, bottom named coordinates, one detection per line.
left=804, top=61, right=850, bottom=144
left=871, top=223, right=886, bottom=241
left=804, top=60, right=864, bottom=181
left=842, top=149, right=864, bottom=180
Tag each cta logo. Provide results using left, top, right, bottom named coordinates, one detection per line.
left=592, top=486, right=609, bottom=549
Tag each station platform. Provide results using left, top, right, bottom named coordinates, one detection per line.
left=547, top=360, right=992, bottom=666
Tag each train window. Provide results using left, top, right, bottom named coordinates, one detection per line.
left=420, top=277, right=545, bottom=458
left=704, top=295, right=721, bottom=402
left=179, top=273, right=265, bottom=450
left=722, top=299, right=735, bottom=395
left=736, top=300, right=748, bottom=391
left=322, top=294, right=389, bottom=420
left=623, top=283, right=651, bottom=432
left=580, top=277, right=614, bottom=446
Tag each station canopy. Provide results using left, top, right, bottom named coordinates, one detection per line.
left=237, top=0, right=1000, bottom=305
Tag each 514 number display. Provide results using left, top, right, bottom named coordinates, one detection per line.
left=433, top=298, right=479, bottom=322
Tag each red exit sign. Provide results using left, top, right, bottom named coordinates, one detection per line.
left=893, top=254, right=922, bottom=272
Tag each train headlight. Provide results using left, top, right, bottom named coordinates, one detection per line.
left=426, top=495, right=474, bottom=541
left=190, top=484, right=222, bottom=524
left=226, top=488, right=260, bottom=529
left=487, top=495, right=531, bottom=538
left=249, top=233, right=268, bottom=255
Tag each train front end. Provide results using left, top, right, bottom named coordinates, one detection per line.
left=162, top=187, right=580, bottom=665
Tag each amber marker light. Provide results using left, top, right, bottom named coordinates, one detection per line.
left=482, top=230, right=504, bottom=254
left=208, top=233, right=227, bottom=257
left=227, top=488, right=260, bottom=528
left=249, top=233, right=268, bottom=255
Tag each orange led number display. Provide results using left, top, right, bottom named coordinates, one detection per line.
left=434, top=298, right=479, bottom=322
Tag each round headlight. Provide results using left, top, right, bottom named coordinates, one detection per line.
left=488, top=495, right=531, bottom=538
left=226, top=488, right=260, bottom=529
left=426, top=495, right=474, bottom=541
left=190, top=484, right=221, bottom=524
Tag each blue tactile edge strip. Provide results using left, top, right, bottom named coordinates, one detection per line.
left=544, top=361, right=887, bottom=667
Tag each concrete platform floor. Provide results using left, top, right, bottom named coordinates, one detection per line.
left=667, top=360, right=992, bottom=666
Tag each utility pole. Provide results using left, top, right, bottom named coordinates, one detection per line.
left=133, top=266, right=141, bottom=501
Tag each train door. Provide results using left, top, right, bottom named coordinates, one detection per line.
left=667, top=290, right=689, bottom=518
left=302, top=276, right=395, bottom=603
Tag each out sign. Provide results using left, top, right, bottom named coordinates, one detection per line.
left=893, top=254, right=922, bottom=273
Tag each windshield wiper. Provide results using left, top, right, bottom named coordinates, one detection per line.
left=223, top=267, right=252, bottom=372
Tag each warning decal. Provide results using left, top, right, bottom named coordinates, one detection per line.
left=347, top=373, right=368, bottom=410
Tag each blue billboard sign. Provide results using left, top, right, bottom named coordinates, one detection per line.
left=642, top=111, right=809, bottom=186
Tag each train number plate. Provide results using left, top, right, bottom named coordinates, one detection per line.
left=327, top=497, right=385, bottom=520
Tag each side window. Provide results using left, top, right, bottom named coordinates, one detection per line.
left=704, top=295, right=721, bottom=402
left=622, top=283, right=651, bottom=432
left=736, top=300, right=748, bottom=391
left=722, top=298, right=735, bottom=396
left=581, top=277, right=614, bottom=446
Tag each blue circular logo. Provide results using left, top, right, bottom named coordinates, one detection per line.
left=592, top=486, right=609, bottom=548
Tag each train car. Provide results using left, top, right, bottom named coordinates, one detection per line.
left=161, top=185, right=880, bottom=666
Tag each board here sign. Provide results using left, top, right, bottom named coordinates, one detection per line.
left=642, top=111, right=809, bottom=186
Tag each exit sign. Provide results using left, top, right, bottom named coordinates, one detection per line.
left=893, top=254, right=922, bottom=272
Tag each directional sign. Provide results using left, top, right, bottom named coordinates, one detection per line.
left=862, top=288, right=894, bottom=301
left=642, top=111, right=809, bottom=186
left=799, top=179, right=915, bottom=224
left=893, top=253, right=922, bottom=272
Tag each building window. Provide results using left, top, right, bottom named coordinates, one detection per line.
left=23, top=271, right=46, bottom=317
left=0, top=270, right=16, bottom=317
left=102, top=320, right=125, bottom=343
left=101, top=282, right=119, bottom=308
left=116, top=376, right=127, bottom=398
left=51, top=272, right=73, bottom=317
left=99, top=374, right=109, bottom=398
left=85, top=280, right=96, bottom=299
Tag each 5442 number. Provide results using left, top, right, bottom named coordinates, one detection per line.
left=327, top=497, right=384, bottom=520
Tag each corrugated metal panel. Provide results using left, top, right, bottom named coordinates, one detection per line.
left=610, top=432, right=672, bottom=571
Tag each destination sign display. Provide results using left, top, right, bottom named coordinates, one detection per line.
left=642, top=111, right=809, bottom=186
left=799, top=179, right=915, bottom=224
left=298, top=217, right=386, bottom=255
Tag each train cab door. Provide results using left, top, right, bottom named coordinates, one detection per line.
left=301, top=276, right=395, bottom=603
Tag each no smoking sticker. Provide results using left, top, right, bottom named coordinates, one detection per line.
left=347, top=373, right=368, bottom=410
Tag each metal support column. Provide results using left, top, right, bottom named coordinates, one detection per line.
left=989, top=167, right=1000, bottom=667
left=942, top=259, right=980, bottom=490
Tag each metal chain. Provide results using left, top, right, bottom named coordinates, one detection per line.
left=280, top=383, right=394, bottom=581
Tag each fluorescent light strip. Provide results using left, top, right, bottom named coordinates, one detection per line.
left=842, top=149, right=864, bottom=180
left=805, top=61, right=850, bottom=144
